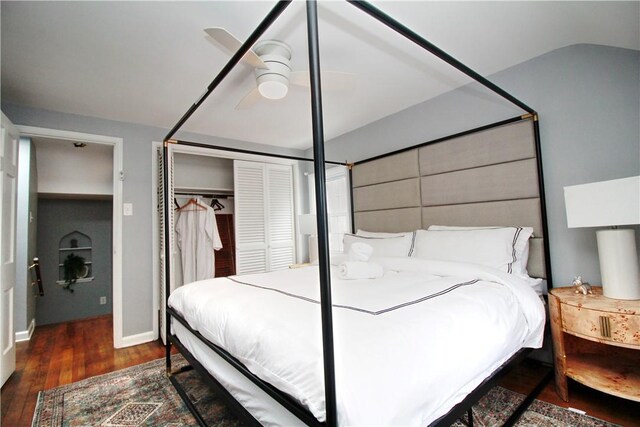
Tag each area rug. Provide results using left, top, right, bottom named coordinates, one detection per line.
left=32, top=355, right=618, bottom=427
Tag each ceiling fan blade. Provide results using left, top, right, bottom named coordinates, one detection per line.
left=290, top=71, right=355, bottom=92
left=204, top=27, right=267, bottom=69
left=235, top=87, right=263, bottom=110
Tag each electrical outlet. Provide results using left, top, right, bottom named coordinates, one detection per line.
left=100, top=296, right=107, bottom=305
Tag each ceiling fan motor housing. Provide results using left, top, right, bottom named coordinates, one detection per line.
left=254, top=41, right=292, bottom=99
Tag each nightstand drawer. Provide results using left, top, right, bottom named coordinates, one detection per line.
left=561, top=303, right=640, bottom=347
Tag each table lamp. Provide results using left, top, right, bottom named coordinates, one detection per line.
left=299, top=214, right=318, bottom=264
left=564, top=176, right=640, bottom=300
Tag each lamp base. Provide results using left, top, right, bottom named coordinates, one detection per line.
left=596, top=229, right=640, bottom=300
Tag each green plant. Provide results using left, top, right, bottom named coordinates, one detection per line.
left=62, top=252, right=86, bottom=292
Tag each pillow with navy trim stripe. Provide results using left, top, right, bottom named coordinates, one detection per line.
left=414, top=226, right=534, bottom=277
left=344, top=232, right=415, bottom=258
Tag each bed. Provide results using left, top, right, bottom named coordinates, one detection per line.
left=169, top=256, right=545, bottom=426
left=161, top=1, right=553, bottom=425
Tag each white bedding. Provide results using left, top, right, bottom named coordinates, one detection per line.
left=168, top=258, right=545, bottom=426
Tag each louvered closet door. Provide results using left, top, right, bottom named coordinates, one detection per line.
left=158, top=147, right=175, bottom=345
left=266, top=165, right=295, bottom=270
left=157, top=149, right=166, bottom=344
left=234, top=161, right=295, bottom=274
left=234, top=161, right=267, bottom=274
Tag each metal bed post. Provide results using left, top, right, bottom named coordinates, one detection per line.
left=532, top=115, right=553, bottom=289
left=348, top=165, right=355, bottom=234
left=306, top=1, right=338, bottom=425
left=162, top=0, right=292, bottom=376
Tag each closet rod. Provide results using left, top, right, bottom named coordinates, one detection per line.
left=174, top=192, right=232, bottom=199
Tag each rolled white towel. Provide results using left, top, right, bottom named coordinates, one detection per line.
left=348, top=242, right=374, bottom=262
left=338, top=261, right=384, bottom=280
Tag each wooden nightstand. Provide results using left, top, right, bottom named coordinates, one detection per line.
left=549, top=286, right=640, bottom=402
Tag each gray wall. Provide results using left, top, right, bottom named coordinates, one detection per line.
left=36, top=199, right=113, bottom=325
left=15, top=138, right=38, bottom=334
left=321, top=44, right=640, bottom=288
left=1, top=103, right=307, bottom=339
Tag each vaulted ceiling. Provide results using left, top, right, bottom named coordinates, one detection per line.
left=2, top=1, right=638, bottom=149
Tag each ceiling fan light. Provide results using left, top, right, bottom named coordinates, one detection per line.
left=257, top=74, right=289, bottom=99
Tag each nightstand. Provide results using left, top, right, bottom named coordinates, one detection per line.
left=549, top=286, right=640, bottom=402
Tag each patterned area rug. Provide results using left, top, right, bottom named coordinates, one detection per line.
left=32, top=355, right=617, bottom=427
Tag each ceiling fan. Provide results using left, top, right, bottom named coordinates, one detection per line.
left=205, top=28, right=355, bottom=110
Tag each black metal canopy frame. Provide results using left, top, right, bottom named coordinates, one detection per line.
left=162, top=1, right=553, bottom=426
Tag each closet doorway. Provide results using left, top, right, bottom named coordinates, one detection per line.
left=152, top=142, right=304, bottom=343
left=15, top=126, right=124, bottom=346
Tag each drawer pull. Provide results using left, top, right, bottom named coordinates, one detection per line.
left=599, top=316, right=611, bottom=338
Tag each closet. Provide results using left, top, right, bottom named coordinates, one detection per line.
left=173, top=153, right=235, bottom=286
left=157, top=147, right=299, bottom=343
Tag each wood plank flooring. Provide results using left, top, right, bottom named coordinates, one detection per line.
left=2, top=315, right=638, bottom=426
left=1, top=315, right=168, bottom=426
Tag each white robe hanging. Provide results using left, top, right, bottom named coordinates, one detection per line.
left=176, top=201, right=222, bottom=284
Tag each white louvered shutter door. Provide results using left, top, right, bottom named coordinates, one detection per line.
left=234, top=161, right=267, bottom=274
left=158, top=148, right=176, bottom=344
left=157, top=149, right=166, bottom=344
left=266, top=164, right=295, bottom=270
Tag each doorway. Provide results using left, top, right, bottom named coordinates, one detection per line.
left=15, top=126, right=124, bottom=346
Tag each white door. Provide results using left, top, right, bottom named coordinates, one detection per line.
left=157, top=146, right=176, bottom=345
left=265, top=165, right=295, bottom=270
left=234, top=161, right=295, bottom=274
left=234, top=161, right=267, bottom=274
left=1, top=113, right=19, bottom=386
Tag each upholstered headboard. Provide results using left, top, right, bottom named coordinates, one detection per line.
left=351, top=119, right=547, bottom=279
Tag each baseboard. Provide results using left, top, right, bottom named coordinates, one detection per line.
left=15, top=318, right=36, bottom=342
left=120, top=330, right=157, bottom=348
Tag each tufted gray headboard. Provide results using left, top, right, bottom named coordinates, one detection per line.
left=351, top=118, right=547, bottom=279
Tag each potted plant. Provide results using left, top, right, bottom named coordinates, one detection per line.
left=62, top=252, right=87, bottom=292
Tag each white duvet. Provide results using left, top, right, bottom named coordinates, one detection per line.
left=168, top=258, right=545, bottom=426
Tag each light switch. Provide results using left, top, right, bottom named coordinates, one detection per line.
left=123, top=203, right=133, bottom=216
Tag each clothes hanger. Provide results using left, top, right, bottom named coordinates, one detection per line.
left=177, top=197, right=207, bottom=211
left=210, top=198, right=225, bottom=211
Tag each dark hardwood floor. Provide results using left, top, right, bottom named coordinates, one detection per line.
left=1, top=315, right=169, bottom=426
left=2, top=315, right=638, bottom=426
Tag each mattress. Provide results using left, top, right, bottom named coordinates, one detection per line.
left=169, top=258, right=545, bottom=426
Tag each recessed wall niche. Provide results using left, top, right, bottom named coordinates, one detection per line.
left=58, top=231, right=93, bottom=284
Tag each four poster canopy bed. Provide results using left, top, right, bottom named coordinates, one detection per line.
left=162, top=1, right=553, bottom=426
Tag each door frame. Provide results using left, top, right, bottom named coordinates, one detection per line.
left=1, top=112, right=20, bottom=386
left=16, top=126, right=125, bottom=347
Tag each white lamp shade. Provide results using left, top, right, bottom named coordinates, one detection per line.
left=564, top=176, right=640, bottom=228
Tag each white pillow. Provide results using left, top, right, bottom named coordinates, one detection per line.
left=356, top=229, right=411, bottom=238
left=343, top=233, right=414, bottom=258
left=415, top=226, right=534, bottom=276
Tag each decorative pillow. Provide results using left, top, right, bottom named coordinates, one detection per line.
left=343, top=233, right=414, bottom=258
left=414, top=226, right=534, bottom=276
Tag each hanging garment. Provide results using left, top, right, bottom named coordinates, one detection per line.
left=214, top=214, right=236, bottom=277
left=176, top=199, right=222, bottom=284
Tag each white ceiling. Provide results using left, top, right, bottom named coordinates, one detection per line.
left=2, top=1, right=638, bottom=150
